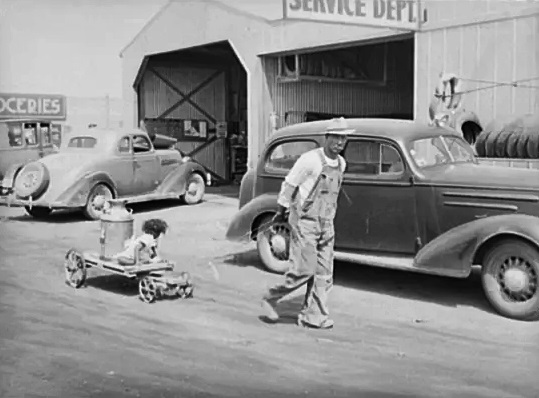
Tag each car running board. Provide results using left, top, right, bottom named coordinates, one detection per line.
left=334, top=251, right=467, bottom=278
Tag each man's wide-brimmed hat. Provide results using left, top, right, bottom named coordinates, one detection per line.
left=325, top=117, right=354, bottom=135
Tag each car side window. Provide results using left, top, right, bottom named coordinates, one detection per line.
left=68, top=137, right=97, bottom=148
left=118, top=137, right=131, bottom=154
left=381, top=144, right=404, bottom=174
left=133, top=135, right=152, bottom=153
left=344, top=140, right=381, bottom=175
left=265, top=140, right=318, bottom=172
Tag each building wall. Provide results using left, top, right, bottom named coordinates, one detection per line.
left=261, top=38, right=414, bottom=143
left=415, top=2, right=539, bottom=125
left=65, top=96, right=123, bottom=131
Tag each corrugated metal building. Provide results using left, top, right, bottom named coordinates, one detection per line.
left=120, top=0, right=539, bottom=181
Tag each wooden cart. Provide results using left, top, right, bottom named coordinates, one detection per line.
left=64, top=249, right=194, bottom=303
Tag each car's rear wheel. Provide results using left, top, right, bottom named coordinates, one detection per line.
left=83, top=183, right=113, bottom=220
left=256, top=214, right=291, bottom=274
left=481, top=239, right=539, bottom=321
left=182, top=173, right=205, bottom=205
left=25, top=206, right=52, bottom=219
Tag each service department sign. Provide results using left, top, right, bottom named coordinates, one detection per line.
left=0, top=93, right=67, bottom=121
left=283, top=0, right=426, bottom=31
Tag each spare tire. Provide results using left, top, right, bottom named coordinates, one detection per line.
left=495, top=130, right=513, bottom=157
left=516, top=134, right=530, bottom=158
left=14, top=162, right=50, bottom=199
left=506, top=132, right=521, bottom=158
left=485, top=129, right=502, bottom=157
left=474, top=130, right=491, bottom=157
left=526, top=132, right=539, bottom=159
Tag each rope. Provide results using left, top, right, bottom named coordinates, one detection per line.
left=434, top=76, right=539, bottom=100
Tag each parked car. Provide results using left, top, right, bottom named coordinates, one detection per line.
left=226, top=118, right=539, bottom=321
left=0, top=119, right=62, bottom=179
left=0, top=127, right=208, bottom=220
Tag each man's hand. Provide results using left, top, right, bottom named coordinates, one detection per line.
left=272, top=206, right=289, bottom=224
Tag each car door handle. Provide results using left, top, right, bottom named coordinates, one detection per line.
left=475, top=214, right=488, bottom=219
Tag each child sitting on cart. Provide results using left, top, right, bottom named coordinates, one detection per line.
left=116, top=218, right=169, bottom=266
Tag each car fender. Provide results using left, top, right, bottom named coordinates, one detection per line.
left=54, top=171, right=117, bottom=207
left=1, top=162, right=26, bottom=185
left=157, top=161, right=207, bottom=196
left=225, top=193, right=280, bottom=242
left=414, top=214, right=539, bottom=278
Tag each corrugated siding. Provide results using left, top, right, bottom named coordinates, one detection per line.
left=139, top=62, right=229, bottom=180
left=262, top=38, right=414, bottom=142
left=416, top=13, right=539, bottom=125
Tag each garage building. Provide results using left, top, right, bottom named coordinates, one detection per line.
left=121, top=0, right=539, bottom=182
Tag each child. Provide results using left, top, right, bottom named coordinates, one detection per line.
left=116, top=218, right=169, bottom=265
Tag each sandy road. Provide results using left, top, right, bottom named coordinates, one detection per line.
left=0, top=187, right=538, bottom=398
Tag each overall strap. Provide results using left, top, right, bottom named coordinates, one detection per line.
left=303, top=149, right=327, bottom=203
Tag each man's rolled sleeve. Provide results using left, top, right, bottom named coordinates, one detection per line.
left=276, top=154, right=312, bottom=208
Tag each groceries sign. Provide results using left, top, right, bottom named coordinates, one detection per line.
left=283, top=0, right=426, bottom=30
left=0, top=93, right=67, bottom=120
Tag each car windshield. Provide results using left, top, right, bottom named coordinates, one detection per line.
left=408, top=135, right=475, bottom=168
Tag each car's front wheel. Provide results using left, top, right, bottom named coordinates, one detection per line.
left=25, top=206, right=52, bottom=219
left=256, top=215, right=291, bottom=274
left=84, top=183, right=113, bottom=220
left=481, top=238, right=539, bottom=321
left=181, top=173, right=205, bottom=205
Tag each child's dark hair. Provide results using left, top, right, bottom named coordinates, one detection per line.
left=142, top=218, right=169, bottom=238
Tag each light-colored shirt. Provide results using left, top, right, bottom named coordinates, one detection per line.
left=277, top=148, right=346, bottom=208
left=117, top=233, right=157, bottom=262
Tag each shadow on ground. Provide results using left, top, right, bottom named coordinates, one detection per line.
left=84, top=274, right=140, bottom=297
left=4, top=185, right=239, bottom=224
left=223, top=248, right=493, bottom=315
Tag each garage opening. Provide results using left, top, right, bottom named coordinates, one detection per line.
left=263, top=34, right=414, bottom=128
left=135, top=41, right=248, bottom=184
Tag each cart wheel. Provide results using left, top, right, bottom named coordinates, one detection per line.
left=139, top=277, right=158, bottom=303
left=64, top=249, right=87, bottom=288
left=183, top=285, right=194, bottom=298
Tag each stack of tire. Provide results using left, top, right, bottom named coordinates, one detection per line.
left=475, top=113, right=539, bottom=158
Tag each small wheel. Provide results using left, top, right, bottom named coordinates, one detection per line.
left=178, top=285, right=194, bottom=298
left=64, top=249, right=87, bottom=288
left=256, top=215, right=291, bottom=274
left=139, top=277, right=158, bottom=303
left=181, top=173, right=205, bottom=205
left=83, top=183, right=114, bottom=220
left=481, top=239, right=539, bottom=321
left=25, top=206, right=53, bottom=219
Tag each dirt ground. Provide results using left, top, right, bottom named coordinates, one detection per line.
left=0, top=186, right=538, bottom=398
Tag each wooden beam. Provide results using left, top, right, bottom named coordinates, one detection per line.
left=149, top=67, right=222, bottom=123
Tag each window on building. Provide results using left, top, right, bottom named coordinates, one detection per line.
left=40, top=124, right=52, bottom=145
left=265, top=140, right=318, bottom=172
left=7, top=123, right=23, bottom=147
left=22, top=123, right=38, bottom=146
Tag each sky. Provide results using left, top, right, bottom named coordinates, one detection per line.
left=0, top=0, right=168, bottom=98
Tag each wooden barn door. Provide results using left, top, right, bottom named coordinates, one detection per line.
left=139, top=61, right=229, bottom=182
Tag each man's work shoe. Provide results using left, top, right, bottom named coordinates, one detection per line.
left=261, top=299, right=279, bottom=322
left=297, top=314, right=334, bottom=329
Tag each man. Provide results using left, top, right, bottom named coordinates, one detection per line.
left=261, top=117, right=351, bottom=329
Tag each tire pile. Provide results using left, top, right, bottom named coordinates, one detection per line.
left=475, top=113, right=539, bottom=159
